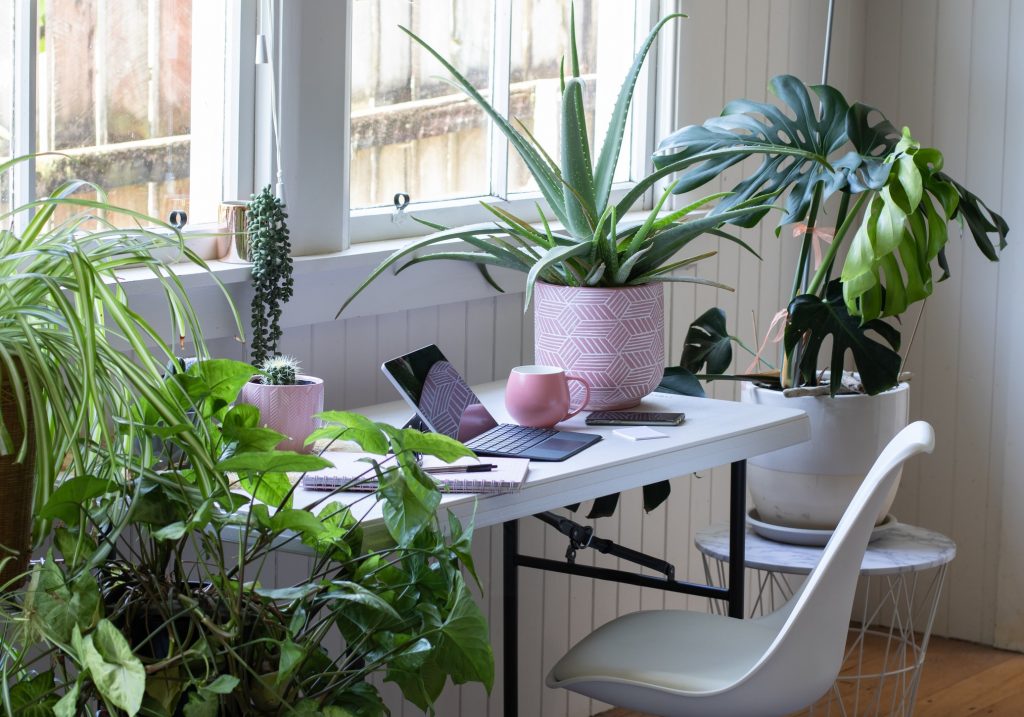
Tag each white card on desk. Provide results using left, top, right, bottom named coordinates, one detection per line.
left=613, top=426, right=668, bottom=441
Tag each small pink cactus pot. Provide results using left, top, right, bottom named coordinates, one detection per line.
left=238, top=375, right=325, bottom=453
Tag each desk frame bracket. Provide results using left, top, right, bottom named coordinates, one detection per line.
left=501, top=459, right=747, bottom=716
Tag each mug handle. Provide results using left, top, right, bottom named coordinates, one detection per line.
left=563, top=375, right=591, bottom=419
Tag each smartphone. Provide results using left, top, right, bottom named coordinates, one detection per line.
left=585, top=411, right=685, bottom=426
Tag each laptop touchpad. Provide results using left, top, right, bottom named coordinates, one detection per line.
left=540, top=437, right=587, bottom=452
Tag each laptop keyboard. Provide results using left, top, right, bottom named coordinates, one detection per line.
left=467, top=424, right=559, bottom=455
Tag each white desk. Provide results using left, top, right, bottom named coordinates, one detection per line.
left=329, top=382, right=808, bottom=716
left=297, top=383, right=809, bottom=531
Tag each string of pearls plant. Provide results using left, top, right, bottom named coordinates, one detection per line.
left=247, top=185, right=294, bottom=365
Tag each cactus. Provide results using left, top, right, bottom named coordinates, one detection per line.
left=261, top=355, right=300, bottom=386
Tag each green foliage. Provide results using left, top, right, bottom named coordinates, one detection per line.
left=658, top=76, right=1008, bottom=395
left=1, top=359, right=493, bottom=715
left=261, top=355, right=300, bottom=386
left=249, top=186, right=294, bottom=365
left=338, top=10, right=780, bottom=317
left=0, top=154, right=242, bottom=553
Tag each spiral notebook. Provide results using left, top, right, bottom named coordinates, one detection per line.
left=301, top=451, right=530, bottom=495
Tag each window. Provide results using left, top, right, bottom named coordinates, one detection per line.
left=347, top=0, right=662, bottom=243
left=2, top=0, right=231, bottom=237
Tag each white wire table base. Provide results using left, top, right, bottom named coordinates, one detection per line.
left=701, top=554, right=949, bottom=716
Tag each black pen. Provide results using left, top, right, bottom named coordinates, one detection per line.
left=425, top=463, right=497, bottom=474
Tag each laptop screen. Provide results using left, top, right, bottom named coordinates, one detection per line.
left=381, top=344, right=498, bottom=442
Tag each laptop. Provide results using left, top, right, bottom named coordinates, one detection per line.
left=381, top=344, right=601, bottom=461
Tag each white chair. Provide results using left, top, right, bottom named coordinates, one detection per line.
left=546, top=421, right=935, bottom=717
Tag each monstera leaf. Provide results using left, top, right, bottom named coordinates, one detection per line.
left=680, top=308, right=733, bottom=374
left=785, top=280, right=902, bottom=396
left=655, top=75, right=847, bottom=228
left=841, top=130, right=961, bottom=320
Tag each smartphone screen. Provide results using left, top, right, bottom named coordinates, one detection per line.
left=585, top=411, right=685, bottom=426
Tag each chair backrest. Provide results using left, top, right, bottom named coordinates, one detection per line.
left=739, top=421, right=935, bottom=709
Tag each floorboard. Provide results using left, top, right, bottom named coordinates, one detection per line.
left=594, top=635, right=1024, bottom=716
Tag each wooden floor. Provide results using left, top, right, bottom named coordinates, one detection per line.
left=597, top=635, right=1024, bottom=716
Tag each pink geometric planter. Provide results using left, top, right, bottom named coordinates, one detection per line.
left=534, top=281, right=665, bottom=411
left=238, top=375, right=325, bottom=453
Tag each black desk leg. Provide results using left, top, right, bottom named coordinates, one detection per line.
left=503, top=520, right=519, bottom=716
left=728, top=460, right=747, bottom=618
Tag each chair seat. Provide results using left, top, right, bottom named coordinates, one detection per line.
left=548, top=609, right=779, bottom=695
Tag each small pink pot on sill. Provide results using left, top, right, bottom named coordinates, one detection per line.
left=238, top=375, right=324, bottom=453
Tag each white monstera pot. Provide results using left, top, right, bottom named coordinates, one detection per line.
left=740, top=382, right=910, bottom=530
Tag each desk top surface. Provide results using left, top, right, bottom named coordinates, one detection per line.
left=292, top=382, right=810, bottom=531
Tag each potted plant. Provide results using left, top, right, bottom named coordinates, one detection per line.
left=338, top=9, right=776, bottom=412
left=0, top=155, right=240, bottom=588
left=240, top=355, right=325, bottom=452
left=0, top=359, right=493, bottom=715
left=656, top=76, right=1008, bottom=531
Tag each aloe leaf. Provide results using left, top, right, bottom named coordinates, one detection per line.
left=613, top=245, right=653, bottom=284
left=524, top=243, right=591, bottom=310
left=337, top=223, right=524, bottom=316
left=593, top=13, right=687, bottom=215
left=626, top=186, right=674, bottom=256
left=561, top=78, right=597, bottom=239
left=401, top=26, right=569, bottom=227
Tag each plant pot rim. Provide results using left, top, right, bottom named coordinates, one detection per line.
left=535, top=280, right=655, bottom=290
left=248, top=374, right=323, bottom=387
left=747, top=381, right=909, bottom=400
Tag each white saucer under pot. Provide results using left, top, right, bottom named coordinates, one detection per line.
left=740, top=381, right=910, bottom=531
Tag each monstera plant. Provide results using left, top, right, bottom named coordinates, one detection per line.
left=657, top=75, right=1008, bottom=396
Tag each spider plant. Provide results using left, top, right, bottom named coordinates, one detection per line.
left=0, top=155, right=241, bottom=570
left=337, top=10, right=815, bottom=317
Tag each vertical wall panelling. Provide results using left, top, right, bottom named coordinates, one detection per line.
left=994, top=0, right=1024, bottom=653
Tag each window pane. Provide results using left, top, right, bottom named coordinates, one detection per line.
left=508, top=0, right=636, bottom=195
left=350, top=0, right=493, bottom=210
left=0, top=3, right=12, bottom=212
left=34, top=0, right=224, bottom=226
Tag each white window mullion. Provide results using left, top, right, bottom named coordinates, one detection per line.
left=223, top=0, right=258, bottom=202
left=489, top=0, right=513, bottom=201
left=629, top=0, right=659, bottom=209
left=11, top=0, right=36, bottom=231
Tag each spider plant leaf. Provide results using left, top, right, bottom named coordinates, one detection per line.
left=561, top=78, right=597, bottom=239
left=396, top=251, right=527, bottom=275
left=401, top=26, right=569, bottom=228
left=593, top=13, right=687, bottom=216
left=629, top=250, right=718, bottom=283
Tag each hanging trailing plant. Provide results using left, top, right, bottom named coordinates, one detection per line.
left=248, top=185, right=294, bottom=365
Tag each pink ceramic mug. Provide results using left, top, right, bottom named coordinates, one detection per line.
left=505, top=365, right=591, bottom=428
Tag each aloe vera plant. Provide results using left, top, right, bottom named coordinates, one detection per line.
left=337, top=10, right=810, bottom=317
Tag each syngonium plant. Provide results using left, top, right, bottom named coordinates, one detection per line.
left=337, top=10, right=814, bottom=317
left=1, top=359, right=493, bottom=716
left=656, top=75, right=1008, bottom=396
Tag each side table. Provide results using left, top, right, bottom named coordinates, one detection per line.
left=695, top=522, right=956, bottom=716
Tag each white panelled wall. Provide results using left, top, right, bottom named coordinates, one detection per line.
left=148, top=1, right=1021, bottom=714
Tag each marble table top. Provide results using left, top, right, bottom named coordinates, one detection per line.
left=695, top=521, right=957, bottom=576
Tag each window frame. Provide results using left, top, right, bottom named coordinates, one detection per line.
left=341, top=0, right=675, bottom=245
left=6, top=0, right=245, bottom=257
